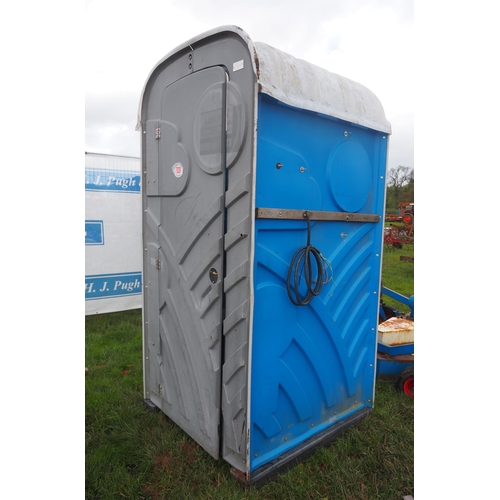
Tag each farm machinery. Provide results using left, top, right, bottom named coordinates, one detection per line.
left=384, top=202, right=414, bottom=248
left=377, top=286, right=414, bottom=399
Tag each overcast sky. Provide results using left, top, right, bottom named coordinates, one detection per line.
left=85, top=0, right=414, bottom=173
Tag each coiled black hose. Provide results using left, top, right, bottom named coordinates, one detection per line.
left=286, top=212, right=324, bottom=306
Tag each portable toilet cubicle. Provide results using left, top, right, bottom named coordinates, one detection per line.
left=137, top=25, right=391, bottom=485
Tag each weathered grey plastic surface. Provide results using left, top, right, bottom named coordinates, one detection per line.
left=140, top=28, right=255, bottom=468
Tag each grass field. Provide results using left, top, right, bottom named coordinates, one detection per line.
left=85, top=241, right=414, bottom=499
left=380, top=237, right=414, bottom=315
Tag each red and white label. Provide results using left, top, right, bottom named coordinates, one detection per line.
left=172, top=162, right=184, bottom=178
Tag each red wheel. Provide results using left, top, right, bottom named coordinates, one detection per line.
left=403, top=377, right=414, bottom=399
left=396, top=366, right=414, bottom=399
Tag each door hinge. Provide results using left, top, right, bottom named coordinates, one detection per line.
left=157, top=384, right=162, bottom=396
left=155, top=127, right=161, bottom=139
left=155, top=259, right=161, bottom=270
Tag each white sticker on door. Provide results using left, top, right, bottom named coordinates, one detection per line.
left=233, top=59, right=244, bottom=72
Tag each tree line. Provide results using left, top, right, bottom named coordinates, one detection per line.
left=385, top=165, right=414, bottom=213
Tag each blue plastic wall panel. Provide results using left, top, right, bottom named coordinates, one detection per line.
left=250, top=94, right=387, bottom=471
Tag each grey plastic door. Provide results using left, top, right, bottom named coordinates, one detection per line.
left=144, top=66, right=228, bottom=458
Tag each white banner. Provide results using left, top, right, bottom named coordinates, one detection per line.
left=85, top=152, right=142, bottom=315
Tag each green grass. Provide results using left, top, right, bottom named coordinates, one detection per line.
left=86, top=250, right=414, bottom=499
left=381, top=224, right=414, bottom=314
